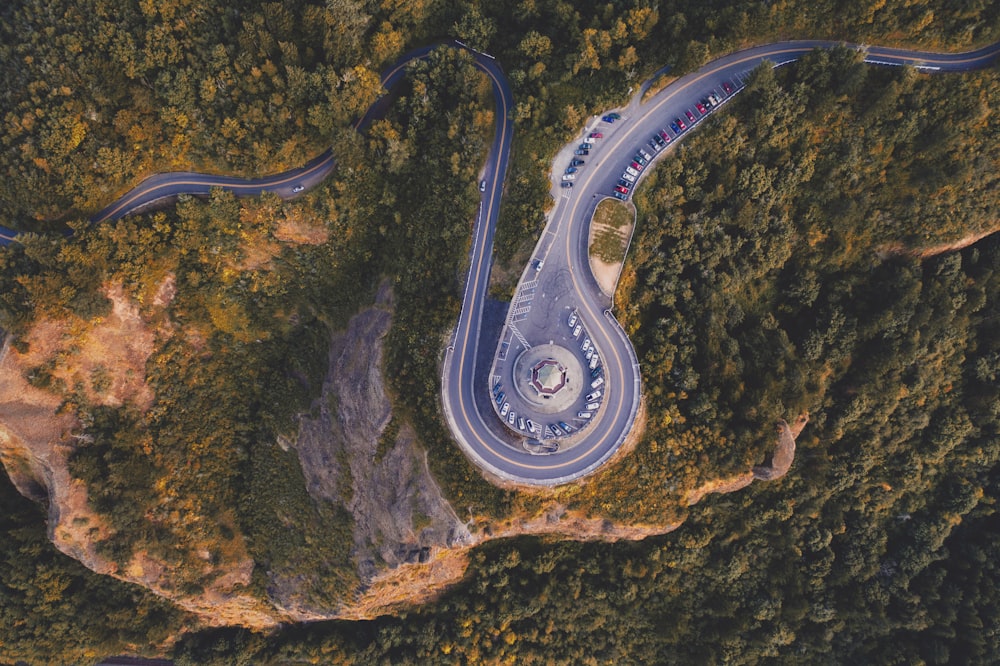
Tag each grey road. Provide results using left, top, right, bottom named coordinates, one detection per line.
left=4, top=39, right=997, bottom=487
left=449, top=39, right=1000, bottom=486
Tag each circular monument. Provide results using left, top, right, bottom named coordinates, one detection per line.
left=512, top=343, right=584, bottom=414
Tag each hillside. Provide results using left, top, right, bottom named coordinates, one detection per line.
left=1, top=0, right=1000, bottom=663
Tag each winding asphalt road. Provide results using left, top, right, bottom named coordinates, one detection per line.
left=4, top=39, right=998, bottom=486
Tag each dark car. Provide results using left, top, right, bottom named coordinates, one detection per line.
left=634, top=154, right=648, bottom=166
left=579, top=143, right=591, bottom=150
left=574, top=148, right=589, bottom=156
left=685, top=110, right=695, bottom=121
left=565, top=167, right=578, bottom=174
left=653, top=134, right=666, bottom=147
left=649, top=139, right=660, bottom=151
left=614, top=185, right=629, bottom=194
left=570, top=159, right=585, bottom=166
left=601, top=115, right=616, bottom=123
left=561, top=181, right=573, bottom=188
left=723, top=81, right=733, bottom=94
left=607, top=112, right=621, bottom=120
left=658, top=129, right=671, bottom=142
left=612, top=191, right=628, bottom=201
left=618, top=179, right=630, bottom=188
left=670, top=121, right=681, bottom=133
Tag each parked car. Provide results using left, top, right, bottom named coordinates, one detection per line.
left=582, top=338, right=591, bottom=351
left=577, top=411, right=592, bottom=419
left=565, top=167, right=578, bottom=174
left=574, top=149, right=589, bottom=156
left=561, top=173, right=576, bottom=181
left=612, top=191, right=628, bottom=201
left=480, top=180, right=487, bottom=191
left=292, top=185, right=305, bottom=193
left=607, top=112, right=621, bottom=120
left=639, top=148, right=652, bottom=160
left=625, top=166, right=639, bottom=177
left=561, top=181, right=573, bottom=188
left=696, top=102, right=707, bottom=114
left=591, top=376, right=604, bottom=389
left=669, top=121, right=681, bottom=133
left=618, top=179, right=630, bottom=188
left=634, top=154, right=648, bottom=166
left=614, top=185, right=629, bottom=194
left=570, top=159, right=585, bottom=166
left=518, top=417, right=526, bottom=431
left=573, top=325, right=582, bottom=338
left=500, top=402, right=510, bottom=417
left=586, top=390, right=602, bottom=401
left=558, top=421, right=573, bottom=434
left=589, top=132, right=603, bottom=139
left=658, top=129, right=671, bottom=142
left=601, top=114, right=616, bottom=123
left=507, top=410, right=516, bottom=425
left=586, top=402, right=600, bottom=410
left=578, top=143, right=591, bottom=150
left=622, top=172, right=636, bottom=183
left=568, top=311, right=578, bottom=328
left=630, top=161, right=643, bottom=172
left=723, top=81, right=733, bottom=93
left=685, top=109, right=696, bottom=121
left=675, top=117, right=687, bottom=130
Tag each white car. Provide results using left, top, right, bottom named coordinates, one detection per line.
left=585, top=349, right=594, bottom=360
left=622, top=172, right=636, bottom=183
left=577, top=411, right=592, bottom=419
left=508, top=410, right=516, bottom=425
left=562, top=173, right=576, bottom=181
left=625, top=166, right=639, bottom=177
left=586, top=402, right=600, bottom=410
left=582, top=338, right=591, bottom=352
left=586, top=390, right=602, bottom=401
left=589, top=356, right=599, bottom=369
left=500, top=402, right=510, bottom=417
left=591, top=376, right=604, bottom=389
left=292, top=185, right=305, bottom=193
left=568, top=312, right=578, bottom=328
left=572, top=325, right=582, bottom=338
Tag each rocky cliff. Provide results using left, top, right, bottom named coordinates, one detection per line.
left=0, top=281, right=802, bottom=627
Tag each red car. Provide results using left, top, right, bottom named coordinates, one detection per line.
left=658, top=129, right=671, bottom=142
left=696, top=102, right=707, bottom=114
left=675, top=117, right=686, bottom=130
left=589, top=132, right=603, bottom=139
left=722, top=81, right=733, bottom=94
left=630, top=161, right=644, bottom=172
left=614, top=185, right=630, bottom=194
left=685, top=110, right=695, bottom=121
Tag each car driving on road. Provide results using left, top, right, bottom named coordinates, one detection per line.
left=292, top=185, right=305, bottom=193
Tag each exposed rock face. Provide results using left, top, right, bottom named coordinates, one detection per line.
left=685, top=413, right=807, bottom=506
left=0, top=281, right=270, bottom=629
left=283, top=282, right=472, bottom=615
left=0, top=276, right=808, bottom=627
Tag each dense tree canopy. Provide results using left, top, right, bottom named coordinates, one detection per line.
left=1, top=0, right=999, bottom=663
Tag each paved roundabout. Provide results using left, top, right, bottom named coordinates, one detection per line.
left=5, top=38, right=999, bottom=486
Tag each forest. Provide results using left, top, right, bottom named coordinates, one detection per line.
left=1, top=0, right=999, bottom=663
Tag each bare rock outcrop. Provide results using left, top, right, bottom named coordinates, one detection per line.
left=685, top=413, right=807, bottom=506
left=283, top=283, right=471, bottom=616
